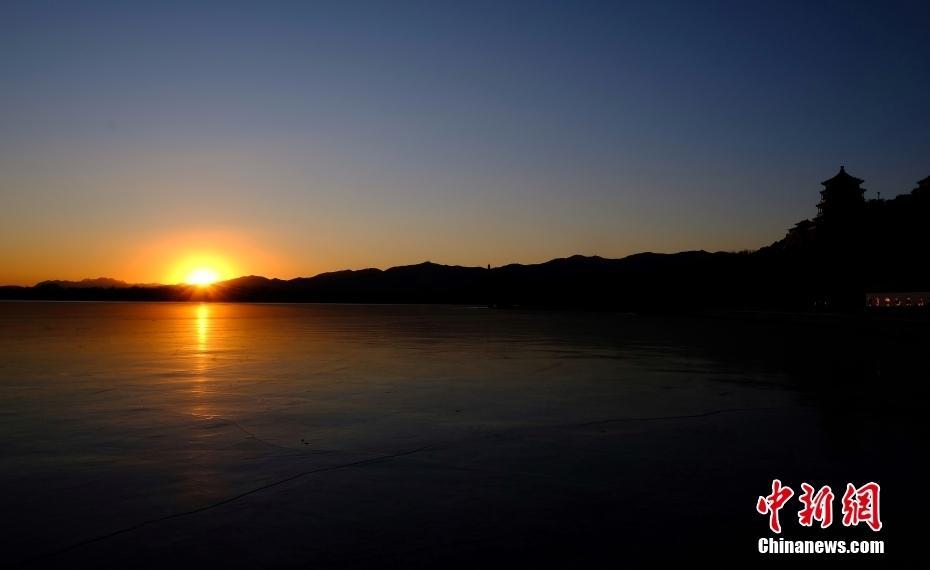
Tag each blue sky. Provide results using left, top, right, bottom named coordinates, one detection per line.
left=1, top=0, right=928, bottom=283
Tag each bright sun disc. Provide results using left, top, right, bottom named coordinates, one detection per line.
left=186, top=268, right=220, bottom=286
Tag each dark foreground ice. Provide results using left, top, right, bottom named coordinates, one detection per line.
left=0, top=302, right=924, bottom=567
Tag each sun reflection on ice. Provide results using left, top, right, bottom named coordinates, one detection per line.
left=196, top=303, right=210, bottom=351
left=189, top=303, right=213, bottom=409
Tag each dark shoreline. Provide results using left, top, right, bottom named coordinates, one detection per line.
left=4, top=247, right=928, bottom=312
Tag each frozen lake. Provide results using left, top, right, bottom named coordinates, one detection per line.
left=0, top=302, right=922, bottom=566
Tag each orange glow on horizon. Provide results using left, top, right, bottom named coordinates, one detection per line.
left=80, top=229, right=292, bottom=286
left=186, top=268, right=220, bottom=286
left=166, top=251, right=238, bottom=285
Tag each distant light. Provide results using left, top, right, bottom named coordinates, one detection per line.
left=186, top=268, right=219, bottom=286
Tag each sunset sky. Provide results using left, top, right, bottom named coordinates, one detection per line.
left=2, top=0, right=929, bottom=285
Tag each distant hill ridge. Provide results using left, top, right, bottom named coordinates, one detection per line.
left=4, top=168, right=930, bottom=311
left=36, top=277, right=145, bottom=288
left=0, top=243, right=925, bottom=311
left=4, top=251, right=736, bottom=307
left=35, top=277, right=161, bottom=289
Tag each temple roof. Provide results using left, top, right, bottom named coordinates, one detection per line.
left=821, top=165, right=864, bottom=187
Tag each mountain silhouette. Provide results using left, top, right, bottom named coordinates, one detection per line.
left=35, top=277, right=138, bottom=289
left=3, top=168, right=928, bottom=312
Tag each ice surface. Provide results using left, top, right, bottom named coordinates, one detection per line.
left=0, top=302, right=922, bottom=566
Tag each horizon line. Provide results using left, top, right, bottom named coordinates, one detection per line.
left=1, top=249, right=735, bottom=288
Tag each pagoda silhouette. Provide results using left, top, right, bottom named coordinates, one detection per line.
left=817, top=166, right=865, bottom=221
left=775, top=165, right=930, bottom=309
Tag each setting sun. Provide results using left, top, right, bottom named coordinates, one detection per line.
left=186, top=268, right=220, bottom=286
left=165, top=250, right=238, bottom=286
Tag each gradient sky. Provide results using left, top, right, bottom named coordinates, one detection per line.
left=2, top=0, right=929, bottom=285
